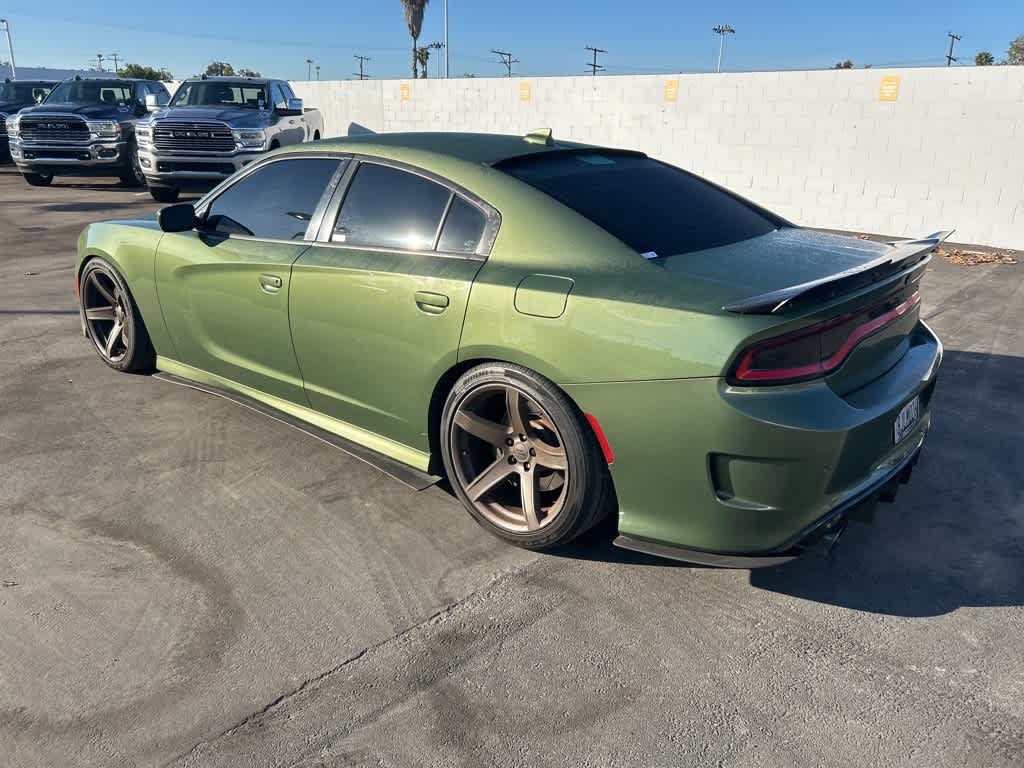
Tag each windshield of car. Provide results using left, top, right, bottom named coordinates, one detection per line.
left=496, top=151, right=779, bottom=258
left=45, top=80, right=133, bottom=105
left=0, top=82, right=52, bottom=103
left=170, top=81, right=268, bottom=109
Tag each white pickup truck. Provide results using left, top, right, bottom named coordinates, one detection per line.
left=135, top=76, right=323, bottom=202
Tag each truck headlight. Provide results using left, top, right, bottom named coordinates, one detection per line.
left=135, top=125, right=152, bottom=145
left=6, top=113, right=20, bottom=137
left=86, top=120, right=121, bottom=139
left=232, top=129, right=266, bottom=149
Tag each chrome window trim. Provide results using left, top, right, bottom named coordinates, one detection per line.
left=192, top=152, right=351, bottom=243
left=313, top=154, right=500, bottom=262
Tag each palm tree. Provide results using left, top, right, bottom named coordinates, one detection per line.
left=975, top=51, right=995, bottom=66
left=400, top=0, right=430, bottom=78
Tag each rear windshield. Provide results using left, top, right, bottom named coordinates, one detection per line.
left=0, top=82, right=52, bottom=103
left=171, top=81, right=268, bottom=109
left=497, top=152, right=778, bottom=257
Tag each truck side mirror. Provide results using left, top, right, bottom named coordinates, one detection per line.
left=280, top=97, right=303, bottom=116
left=158, top=203, right=198, bottom=233
left=144, top=93, right=161, bottom=112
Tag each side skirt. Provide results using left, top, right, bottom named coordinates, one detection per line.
left=153, top=358, right=441, bottom=491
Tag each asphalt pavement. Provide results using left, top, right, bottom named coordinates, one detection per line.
left=0, top=166, right=1021, bottom=768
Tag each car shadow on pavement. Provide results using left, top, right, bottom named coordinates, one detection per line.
left=555, top=350, right=1024, bottom=614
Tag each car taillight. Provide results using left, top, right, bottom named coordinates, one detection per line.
left=730, top=290, right=921, bottom=385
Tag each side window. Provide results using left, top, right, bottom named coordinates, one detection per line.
left=437, top=197, right=487, bottom=254
left=270, top=82, right=287, bottom=109
left=150, top=82, right=170, bottom=106
left=333, top=163, right=451, bottom=251
left=281, top=82, right=296, bottom=101
left=203, top=158, right=343, bottom=240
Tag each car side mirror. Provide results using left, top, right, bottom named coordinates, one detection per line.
left=280, top=97, right=303, bottom=116
left=158, top=203, right=197, bottom=233
left=144, top=93, right=161, bottom=112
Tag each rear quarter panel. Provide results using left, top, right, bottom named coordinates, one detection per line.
left=77, top=220, right=175, bottom=357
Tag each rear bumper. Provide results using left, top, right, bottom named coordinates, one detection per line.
left=565, top=319, right=942, bottom=563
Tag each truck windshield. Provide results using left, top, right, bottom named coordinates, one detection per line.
left=46, top=80, right=133, bottom=105
left=496, top=151, right=779, bottom=257
left=170, top=82, right=268, bottom=109
left=0, top=82, right=52, bottom=103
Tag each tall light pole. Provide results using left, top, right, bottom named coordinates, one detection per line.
left=713, top=24, right=735, bottom=73
left=306, top=58, right=314, bottom=80
left=444, top=0, right=449, bottom=78
left=0, top=19, right=15, bottom=79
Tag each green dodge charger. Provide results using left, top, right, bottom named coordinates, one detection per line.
left=75, top=131, right=944, bottom=567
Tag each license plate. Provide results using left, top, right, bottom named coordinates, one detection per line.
left=893, top=396, right=921, bottom=444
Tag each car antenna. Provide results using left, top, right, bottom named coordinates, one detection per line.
left=523, top=128, right=554, bottom=146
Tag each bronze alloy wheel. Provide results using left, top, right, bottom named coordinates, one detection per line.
left=82, top=268, right=132, bottom=364
left=449, top=383, right=570, bottom=533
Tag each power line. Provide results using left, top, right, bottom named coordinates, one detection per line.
left=491, top=49, right=519, bottom=77
left=945, top=32, right=961, bottom=66
left=353, top=55, right=371, bottom=80
left=585, top=45, right=606, bottom=76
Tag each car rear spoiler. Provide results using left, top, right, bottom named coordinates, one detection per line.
left=723, top=230, right=953, bottom=315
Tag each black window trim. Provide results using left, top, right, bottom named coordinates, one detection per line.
left=311, top=155, right=501, bottom=262
left=192, top=152, right=351, bottom=245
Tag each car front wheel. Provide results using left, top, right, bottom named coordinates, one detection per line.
left=79, top=259, right=155, bottom=373
left=149, top=185, right=180, bottom=203
left=440, top=363, right=612, bottom=550
left=23, top=171, right=53, bottom=186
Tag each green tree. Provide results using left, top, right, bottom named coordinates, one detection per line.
left=975, top=51, right=995, bottom=66
left=400, top=0, right=430, bottom=78
left=204, top=61, right=235, bottom=76
left=833, top=60, right=853, bottom=69
left=237, top=68, right=261, bottom=77
left=120, top=63, right=173, bottom=80
left=1008, top=35, right=1024, bottom=65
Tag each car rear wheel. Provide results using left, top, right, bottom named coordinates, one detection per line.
left=440, top=363, right=612, bottom=550
left=23, top=172, right=53, bottom=186
left=149, top=185, right=180, bottom=203
left=79, top=260, right=155, bottom=373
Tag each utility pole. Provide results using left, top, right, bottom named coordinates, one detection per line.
left=585, top=46, right=606, bottom=76
left=713, top=25, right=735, bottom=73
left=946, top=32, right=961, bottom=66
left=0, top=19, right=16, bottom=79
left=95, top=53, right=105, bottom=72
left=444, top=0, right=449, bottom=78
left=306, top=58, right=314, bottom=80
left=491, top=49, right=518, bottom=77
left=315, top=64, right=320, bottom=80
left=353, top=55, right=371, bottom=80
left=109, top=53, right=121, bottom=75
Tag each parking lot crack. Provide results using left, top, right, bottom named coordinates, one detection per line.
left=165, top=557, right=541, bottom=767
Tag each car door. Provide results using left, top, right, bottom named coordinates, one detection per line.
left=154, top=154, right=346, bottom=404
left=270, top=82, right=303, bottom=146
left=290, top=159, right=496, bottom=452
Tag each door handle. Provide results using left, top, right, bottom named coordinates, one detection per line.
left=415, top=291, right=449, bottom=315
left=258, top=274, right=283, bottom=294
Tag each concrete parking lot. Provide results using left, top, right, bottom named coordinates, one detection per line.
left=0, top=165, right=1021, bottom=768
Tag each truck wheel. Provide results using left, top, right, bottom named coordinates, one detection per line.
left=269, top=140, right=280, bottom=150
left=313, top=131, right=321, bottom=141
left=149, top=185, right=180, bottom=203
left=23, top=172, right=53, bottom=187
left=119, top=143, right=146, bottom=187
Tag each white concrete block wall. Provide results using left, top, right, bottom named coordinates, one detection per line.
left=293, top=67, right=1024, bottom=249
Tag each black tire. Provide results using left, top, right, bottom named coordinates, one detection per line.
left=312, top=131, right=321, bottom=141
left=79, top=259, right=156, bottom=374
left=269, top=140, right=280, bottom=150
left=149, top=185, right=180, bottom=203
left=119, top=142, right=146, bottom=187
left=23, top=171, right=53, bottom=187
left=440, top=362, right=613, bottom=550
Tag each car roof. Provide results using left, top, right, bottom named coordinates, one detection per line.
left=187, top=76, right=270, bottom=85
left=290, top=131, right=609, bottom=167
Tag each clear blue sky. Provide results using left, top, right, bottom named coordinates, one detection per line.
left=2, top=0, right=1022, bottom=80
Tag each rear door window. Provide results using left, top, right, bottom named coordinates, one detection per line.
left=203, top=157, right=344, bottom=240
left=497, top=152, right=779, bottom=257
left=332, top=163, right=451, bottom=251
left=437, top=197, right=486, bottom=254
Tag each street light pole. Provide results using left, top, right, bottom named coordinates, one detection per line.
left=444, top=0, right=449, bottom=78
left=1, top=19, right=17, bottom=79
left=713, top=24, right=735, bottom=73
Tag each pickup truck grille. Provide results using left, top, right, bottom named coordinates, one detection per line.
left=153, top=121, right=235, bottom=153
left=18, top=115, right=90, bottom=143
